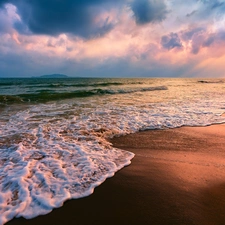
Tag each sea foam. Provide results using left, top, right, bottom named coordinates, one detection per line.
left=0, top=101, right=137, bottom=225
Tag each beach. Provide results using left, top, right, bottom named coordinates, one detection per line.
left=6, top=124, right=225, bottom=225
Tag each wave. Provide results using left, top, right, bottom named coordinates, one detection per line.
left=48, top=82, right=125, bottom=88
left=0, top=79, right=144, bottom=88
left=0, top=86, right=168, bottom=105
left=25, top=81, right=145, bottom=89
left=198, top=80, right=224, bottom=84
left=0, top=95, right=24, bottom=104
left=0, top=82, right=23, bottom=86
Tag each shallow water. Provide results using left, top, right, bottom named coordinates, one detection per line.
left=0, top=78, right=225, bottom=224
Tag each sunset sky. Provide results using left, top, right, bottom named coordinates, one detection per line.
left=0, top=0, right=225, bottom=77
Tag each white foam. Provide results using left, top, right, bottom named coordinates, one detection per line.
left=0, top=103, right=135, bottom=224
left=0, top=82, right=225, bottom=224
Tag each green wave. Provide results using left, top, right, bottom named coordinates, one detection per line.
left=0, top=86, right=168, bottom=105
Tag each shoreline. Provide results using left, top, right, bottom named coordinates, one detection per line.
left=6, top=124, right=225, bottom=225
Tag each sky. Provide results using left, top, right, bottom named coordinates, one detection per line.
left=0, top=0, right=225, bottom=77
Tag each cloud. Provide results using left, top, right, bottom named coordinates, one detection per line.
left=196, top=0, right=225, bottom=19
left=161, top=33, right=182, bottom=50
left=0, top=0, right=123, bottom=38
left=0, top=8, right=9, bottom=33
left=200, top=0, right=225, bottom=9
left=0, top=0, right=8, bottom=7
left=202, top=35, right=215, bottom=47
left=1, top=0, right=225, bottom=78
left=181, top=27, right=218, bottom=54
left=161, top=26, right=225, bottom=55
left=186, top=10, right=197, bottom=17
left=211, top=1, right=225, bottom=9
left=130, top=0, right=168, bottom=25
left=181, top=27, right=205, bottom=41
left=177, top=26, right=225, bottom=54
left=0, top=3, right=20, bottom=34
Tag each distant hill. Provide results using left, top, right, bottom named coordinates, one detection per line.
left=34, top=74, right=69, bottom=78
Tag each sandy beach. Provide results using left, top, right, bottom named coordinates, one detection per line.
left=6, top=124, right=225, bottom=225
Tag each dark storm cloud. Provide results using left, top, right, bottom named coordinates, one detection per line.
left=13, top=20, right=31, bottom=35
left=0, top=0, right=122, bottom=38
left=0, top=0, right=8, bottom=7
left=161, top=33, right=182, bottom=50
left=130, top=0, right=168, bottom=25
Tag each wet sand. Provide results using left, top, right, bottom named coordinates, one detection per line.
left=6, top=124, right=225, bottom=225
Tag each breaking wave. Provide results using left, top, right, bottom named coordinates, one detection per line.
left=0, top=86, right=168, bottom=105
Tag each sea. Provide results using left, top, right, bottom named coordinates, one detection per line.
left=0, top=77, right=225, bottom=224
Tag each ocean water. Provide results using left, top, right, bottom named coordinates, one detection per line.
left=0, top=78, right=225, bottom=224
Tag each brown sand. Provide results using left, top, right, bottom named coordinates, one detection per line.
left=6, top=124, right=225, bottom=225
